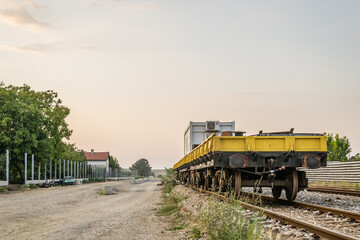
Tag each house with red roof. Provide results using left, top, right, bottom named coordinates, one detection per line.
left=84, top=149, right=110, bottom=172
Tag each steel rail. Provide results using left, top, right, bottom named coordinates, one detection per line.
left=307, top=187, right=360, bottom=197
left=189, top=186, right=359, bottom=240
left=240, top=192, right=360, bottom=221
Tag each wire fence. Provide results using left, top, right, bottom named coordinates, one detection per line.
left=0, top=150, right=137, bottom=186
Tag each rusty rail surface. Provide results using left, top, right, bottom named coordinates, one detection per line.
left=239, top=191, right=360, bottom=221
left=307, top=187, right=360, bottom=197
left=188, top=186, right=359, bottom=240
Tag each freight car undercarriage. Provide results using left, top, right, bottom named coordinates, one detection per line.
left=177, top=150, right=327, bottom=201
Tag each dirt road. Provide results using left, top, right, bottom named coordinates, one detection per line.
left=0, top=180, right=180, bottom=240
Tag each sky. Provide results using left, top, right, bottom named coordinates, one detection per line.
left=1, top=0, right=359, bottom=168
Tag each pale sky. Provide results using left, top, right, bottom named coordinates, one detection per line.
left=1, top=0, right=359, bottom=168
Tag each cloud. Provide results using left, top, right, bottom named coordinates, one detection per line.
left=0, top=43, right=54, bottom=54
left=23, top=0, right=46, bottom=9
left=0, top=43, right=99, bottom=54
left=0, top=0, right=50, bottom=31
left=73, top=46, right=99, bottom=53
left=90, top=0, right=159, bottom=11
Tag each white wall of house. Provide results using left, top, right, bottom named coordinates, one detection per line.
left=86, top=160, right=109, bottom=172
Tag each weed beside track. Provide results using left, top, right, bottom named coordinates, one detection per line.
left=158, top=171, right=267, bottom=240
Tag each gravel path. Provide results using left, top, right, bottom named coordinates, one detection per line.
left=0, top=180, right=180, bottom=240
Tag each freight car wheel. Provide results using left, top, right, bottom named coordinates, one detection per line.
left=272, top=186, right=282, bottom=200
left=285, top=171, right=298, bottom=201
left=235, top=171, right=241, bottom=196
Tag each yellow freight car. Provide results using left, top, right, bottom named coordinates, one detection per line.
left=174, top=131, right=327, bottom=201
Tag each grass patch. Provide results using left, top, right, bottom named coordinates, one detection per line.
left=29, top=184, right=40, bottom=189
left=190, top=226, right=202, bottom=239
left=199, top=198, right=266, bottom=240
left=168, top=225, right=186, bottom=231
left=157, top=168, right=189, bottom=232
left=88, top=178, right=106, bottom=183
left=158, top=204, right=178, bottom=216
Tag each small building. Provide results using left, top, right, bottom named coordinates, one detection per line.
left=84, top=149, right=110, bottom=172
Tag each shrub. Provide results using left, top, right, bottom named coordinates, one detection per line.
left=87, top=178, right=106, bottom=183
left=29, top=184, right=39, bottom=189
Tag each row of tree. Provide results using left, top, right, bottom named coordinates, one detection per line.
left=0, top=82, right=155, bottom=182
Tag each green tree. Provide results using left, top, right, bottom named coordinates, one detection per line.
left=130, top=158, right=152, bottom=177
left=327, top=133, right=351, bottom=162
left=0, top=83, right=72, bottom=183
left=350, top=153, right=360, bottom=161
left=60, top=143, right=85, bottom=163
left=109, top=155, right=120, bottom=169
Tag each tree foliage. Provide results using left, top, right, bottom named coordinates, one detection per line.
left=327, top=133, right=351, bottom=162
left=109, top=155, right=120, bottom=169
left=350, top=153, right=360, bottom=161
left=130, top=158, right=152, bottom=177
left=60, top=143, right=85, bottom=162
left=0, top=82, right=72, bottom=183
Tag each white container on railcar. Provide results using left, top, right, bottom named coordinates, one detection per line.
left=184, top=121, right=235, bottom=155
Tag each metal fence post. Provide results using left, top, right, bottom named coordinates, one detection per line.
left=59, top=159, right=61, bottom=179
left=67, top=160, right=69, bottom=176
left=63, top=159, right=65, bottom=178
left=71, top=161, right=73, bottom=177
left=38, top=164, right=40, bottom=181
left=77, top=162, right=79, bottom=179
left=50, top=158, right=52, bottom=180
left=24, top=153, right=27, bottom=185
left=6, top=150, right=9, bottom=184
left=55, top=161, right=57, bottom=180
left=45, top=163, right=47, bottom=180
left=31, top=154, right=34, bottom=181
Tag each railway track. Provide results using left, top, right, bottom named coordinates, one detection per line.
left=307, top=187, right=360, bottom=197
left=241, top=191, right=360, bottom=221
left=187, top=185, right=360, bottom=240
